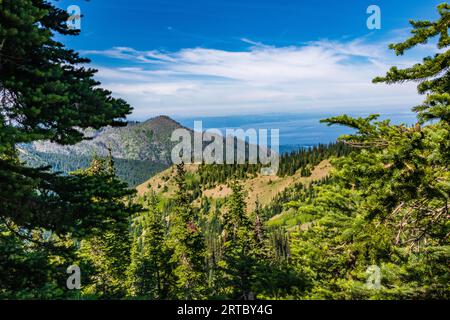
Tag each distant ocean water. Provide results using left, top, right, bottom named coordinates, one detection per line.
left=174, top=112, right=417, bottom=153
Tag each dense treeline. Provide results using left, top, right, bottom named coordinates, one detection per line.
left=1, top=1, right=449, bottom=300
left=278, top=143, right=351, bottom=177
left=197, top=142, right=350, bottom=188
left=21, top=150, right=167, bottom=186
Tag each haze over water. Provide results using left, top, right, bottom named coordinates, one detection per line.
left=175, top=112, right=417, bottom=152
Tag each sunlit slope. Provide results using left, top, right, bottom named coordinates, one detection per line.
left=136, top=160, right=332, bottom=212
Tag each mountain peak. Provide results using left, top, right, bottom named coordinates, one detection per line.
left=142, top=115, right=182, bottom=128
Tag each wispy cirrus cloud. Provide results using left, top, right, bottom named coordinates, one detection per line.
left=82, top=47, right=177, bottom=64
left=83, top=36, right=428, bottom=119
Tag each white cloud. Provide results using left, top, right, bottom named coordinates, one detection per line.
left=85, top=36, right=428, bottom=118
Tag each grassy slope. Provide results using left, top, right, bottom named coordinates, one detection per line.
left=136, top=160, right=332, bottom=212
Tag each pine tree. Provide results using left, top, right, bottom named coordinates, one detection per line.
left=0, top=0, right=133, bottom=231
left=168, top=162, right=207, bottom=299
left=219, top=181, right=258, bottom=300
left=252, top=199, right=261, bottom=239
left=287, top=2, right=450, bottom=299
left=0, top=220, right=71, bottom=299
left=75, top=155, right=136, bottom=298
left=0, top=0, right=137, bottom=297
left=373, top=3, right=450, bottom=124
left=321, top=3, right=450, bottom=248
left=127, top=192, right=174, bottom=299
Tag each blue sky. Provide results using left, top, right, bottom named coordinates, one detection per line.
left=54, top=0, right=445, bottom=119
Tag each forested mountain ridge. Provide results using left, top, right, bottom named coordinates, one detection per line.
left=20, top=115, right=182, bottom=161
left=17, top=115, right=185, bottom=186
